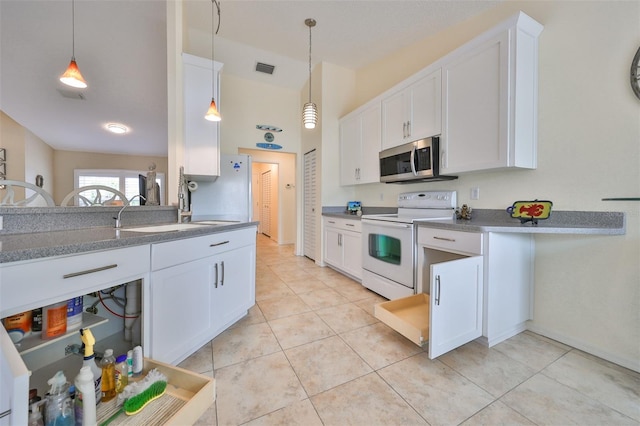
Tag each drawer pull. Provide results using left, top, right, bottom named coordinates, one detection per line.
left=433, top=236, right=456, bottom=243
left=209, top=240, right=230, bottom=247
left=328, top=220, right=336, bottom=224
left=63, top=264, right=117, bottom=279
left=345, top=223, right=355, bottom=227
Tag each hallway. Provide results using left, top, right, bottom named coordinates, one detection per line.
left=181, top=234, right=640, bottom=425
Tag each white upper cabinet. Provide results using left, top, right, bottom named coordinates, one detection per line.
left=339, top=102, right=381, bottom=185
left=381, top=68, right=442, bottom=150
left=183, top=53, right=223, bottom=180
left=440, top=12, right=543, bottom=174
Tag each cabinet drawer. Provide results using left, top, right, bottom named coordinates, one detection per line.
left=375, top=294, right=429, bottom=347
left=96, top=357, right=214, bottom=425
left=418, top=228, right=483, bottom=255
left=323, top=217, right=362, bottom=233
left=151, top=227, right=256, bottom=270
left=0, top=245, right=150, bottom=318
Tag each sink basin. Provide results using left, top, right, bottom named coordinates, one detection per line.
left=192, top=220, right=241, bottom=225
left=123, top=223, right=213, bottom=233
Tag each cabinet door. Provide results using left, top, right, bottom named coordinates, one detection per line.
left=341, top=230, right=362, bottom=280
left=441, top=32, right=509, bottom=174
left=183, top=53, right=221, bottom=179
left=0, top=326, right=29, bottom=426
left=324, top=226, right=342, bottom=267
left=339, top=114, right=360, bottom=186
left=408, top=69, right=442, bottom=141
left=429, top=255, right=483, bottom=359
left=358, top=103, right=381, bottom=184
left=149, top=256, right=215, bottom=364
left=381, top=89, right=408, bottom=150
left=211, top=244, right=256, bottom=336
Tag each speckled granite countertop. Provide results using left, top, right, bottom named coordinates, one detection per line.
left=0, top=221, right=259, bottom=263
left=323, top=208, right=625, bottom=235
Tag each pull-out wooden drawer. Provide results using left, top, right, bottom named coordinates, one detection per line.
left=375, top=294, right=430, bottom=346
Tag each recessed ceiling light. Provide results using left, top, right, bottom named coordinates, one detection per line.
left=105, top=123, right=129, bottom=134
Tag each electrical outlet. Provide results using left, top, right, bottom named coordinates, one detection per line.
left=379, top=193, right=384, bottom=201
left=470, top=187, right=480, bottom=200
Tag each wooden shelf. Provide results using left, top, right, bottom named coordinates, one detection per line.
left=15, top=312, right=108, bottom=355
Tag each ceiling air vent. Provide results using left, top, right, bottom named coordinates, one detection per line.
left=255, top=62, right=275, bottom=75
left=57, top=89, right=86, bottom=100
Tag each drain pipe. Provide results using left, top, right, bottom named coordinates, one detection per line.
left=124, top=280, right=141, bottom=342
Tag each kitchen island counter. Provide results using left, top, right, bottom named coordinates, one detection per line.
left=0, top=221, right=259, bottom=263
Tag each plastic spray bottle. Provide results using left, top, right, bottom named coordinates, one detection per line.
left=74, top=366, right=97, bottom=426
left=78, top=329, right=102, bottom=405
left=44, top=371, right=74, bottom=426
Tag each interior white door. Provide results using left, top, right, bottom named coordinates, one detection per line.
left=429, top=255, right=483, bottom=359
left=303, top=149, right=317, bottom=260
left=260, top=170, right=272, bottom=237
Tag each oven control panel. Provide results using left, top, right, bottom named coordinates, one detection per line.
left=397, top=191, right=457, bottom=209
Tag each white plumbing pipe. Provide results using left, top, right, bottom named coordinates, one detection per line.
left=124, top=280, right=141, bottom=342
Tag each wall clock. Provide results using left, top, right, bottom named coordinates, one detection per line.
left=631, top=46, right=640, bottom=100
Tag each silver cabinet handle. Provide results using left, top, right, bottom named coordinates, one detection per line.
left=435, top=275, right=441, bottom=306
left=220, top=261, right=225, bottom=286
left=403, top=122, right=407, bottom=138
left=345, top=223, right=355, bottom=227
left=210, top=240, right=230, bottom=247
left=407, top=120, right=411, bottom=138
left=338, top=234, right=342, bottom=246
left=63, top=264, right=117, bottom=279
left=328, top=220, right=336, bottom=224
left=214, top=263, right=219, bottom=288
left=433, top=236, right=456, bottom=242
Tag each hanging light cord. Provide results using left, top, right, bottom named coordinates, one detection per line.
left=71, top=0, right=76, bottom=60
left=211, top=0, right=220, bottom=94
left=308, top=21, right=312, bottom=102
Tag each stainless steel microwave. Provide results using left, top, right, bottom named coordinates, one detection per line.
left=379, top=137, right=457, bottom=183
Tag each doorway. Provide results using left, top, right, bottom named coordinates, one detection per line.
left=303, top=149, right=317, bottom=260
left=260, top=168, right=273, bottom=237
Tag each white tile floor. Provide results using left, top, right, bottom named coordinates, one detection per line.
left=180, top=234, right=640, bottom=425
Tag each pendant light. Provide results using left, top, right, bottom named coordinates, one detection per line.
left=205, top=0, right=221, bottom=122
left=302, top=18, right=318, bottom=129
left=59, top=0, right=87, bottom=88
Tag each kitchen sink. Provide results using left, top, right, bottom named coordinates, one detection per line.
left=123, top=223, right=213, bottom=233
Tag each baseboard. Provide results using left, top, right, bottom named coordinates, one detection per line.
left=527, top=323, right=640, bottom=373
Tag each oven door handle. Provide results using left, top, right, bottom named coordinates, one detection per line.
left=410, top=145, right=417, bottom=176
left=362, top=220, right=412, bottom=229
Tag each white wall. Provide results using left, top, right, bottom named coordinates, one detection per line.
left=344, top=2, right=640, bottom=371
left=24, top=130, right=54, bottom=207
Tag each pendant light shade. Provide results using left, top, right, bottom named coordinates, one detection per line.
left=205, top=0, right=221, bottom=121
left=60, top=58, right=87, bottom=88
left=303, top=18, right=317, bottom=130
left=205, top=98, right=221, bottom=122
left=303, top=102, right=317, bottom=129
left=60, top=0, right=87, bottom=89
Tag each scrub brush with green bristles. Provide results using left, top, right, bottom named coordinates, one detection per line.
left=100, top=369, right=168, bottom=426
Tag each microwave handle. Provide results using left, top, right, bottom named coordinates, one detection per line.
left=410, top=145, right=417, bottom=176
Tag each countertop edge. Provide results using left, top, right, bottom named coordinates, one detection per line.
left=0, top=222, right=259, bottom=264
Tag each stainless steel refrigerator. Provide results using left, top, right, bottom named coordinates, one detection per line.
left=190, top=154, right=252, bottom=222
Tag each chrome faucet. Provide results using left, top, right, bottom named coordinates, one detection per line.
left=114, top=195, right=146, bottom=228
left=177, top=166, right=192, bottom=223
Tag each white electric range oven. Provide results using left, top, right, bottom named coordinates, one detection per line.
left=361, top=191, right=457, bottom=300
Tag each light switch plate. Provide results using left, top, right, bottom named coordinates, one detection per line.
left=470, top=187, right=480, bottom=200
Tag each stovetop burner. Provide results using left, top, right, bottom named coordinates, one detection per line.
left=362, top=191, right=457, bottom=224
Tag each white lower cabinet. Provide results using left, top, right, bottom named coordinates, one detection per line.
left=323, top=217, right=362, bottom=280
left=376, top=226, right=534, bottom=358
left=376, top=228, right=483, bottom=359
left=0, top=245, right=150, bottom=425
left=149, top=227, right=256, bottom=364
left=1, top=226, right=257, bottom=424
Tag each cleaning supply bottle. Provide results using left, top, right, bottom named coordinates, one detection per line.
left=78, top=329, right=102, bottom=405
left=44, top=371, right=74, bottom=426
left=28, top=401, right=44, bottom=426
left=114, top=354, right=128, bottom=393
left=74, top=366, right=96, bottom=426
left=100, top=349, right=116, bottom=402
